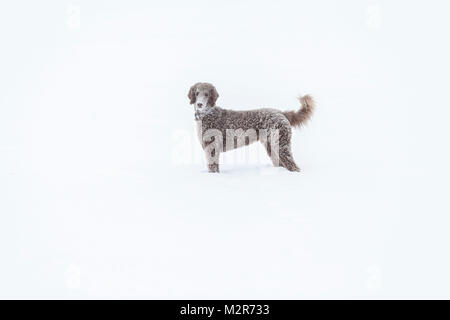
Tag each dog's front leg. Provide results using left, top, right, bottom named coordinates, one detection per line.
left=202, top=129, right=223, bottom=173
left=204, top=146, right=220, bottom=173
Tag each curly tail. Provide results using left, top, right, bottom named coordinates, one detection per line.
left=282, top=95, right=315, bottom=128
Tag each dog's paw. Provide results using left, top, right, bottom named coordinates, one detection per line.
left=207, top=164, right=220, bottom=173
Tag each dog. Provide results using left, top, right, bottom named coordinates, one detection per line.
left=188, top=82, right=314, bottom=173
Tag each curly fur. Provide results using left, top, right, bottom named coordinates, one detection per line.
left=282, top=95, right=315, bottom=128
left=188, top=82, right=315, bottom=173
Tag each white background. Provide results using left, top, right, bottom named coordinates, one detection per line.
left=1, top=0, right=450, bottom=299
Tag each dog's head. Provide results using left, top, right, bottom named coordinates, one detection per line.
left=188, top=82, right=219, bottom=110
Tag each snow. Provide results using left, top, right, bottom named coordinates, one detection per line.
left=1, top=1, right=450, bottom=299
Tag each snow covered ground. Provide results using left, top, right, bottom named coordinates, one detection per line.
left=1, top=0, right=450, bottom=299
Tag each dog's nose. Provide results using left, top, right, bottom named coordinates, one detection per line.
left=197, top=103, right=203, bottom=108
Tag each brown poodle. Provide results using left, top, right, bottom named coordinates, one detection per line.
left=188, top=82, right=315, bottom=173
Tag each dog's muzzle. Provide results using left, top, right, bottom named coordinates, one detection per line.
left=194, top=99, right=208, bottom=120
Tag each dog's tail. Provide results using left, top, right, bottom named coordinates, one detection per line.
left=282, top=95, right=315, bottom=128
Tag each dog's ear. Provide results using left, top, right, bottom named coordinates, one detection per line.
left=188, top=83, right=199, bottom=105
left=208, top=85, right=219, bottom=107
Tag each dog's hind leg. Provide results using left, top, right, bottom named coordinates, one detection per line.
left=279, top=143, right=300, bottom=172
left=261, top=128, right=299, bottom=171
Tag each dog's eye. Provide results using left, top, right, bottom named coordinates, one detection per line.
left=205, top=93, right=209, bottom=97
left=195, top=92, right=199, bottom=96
